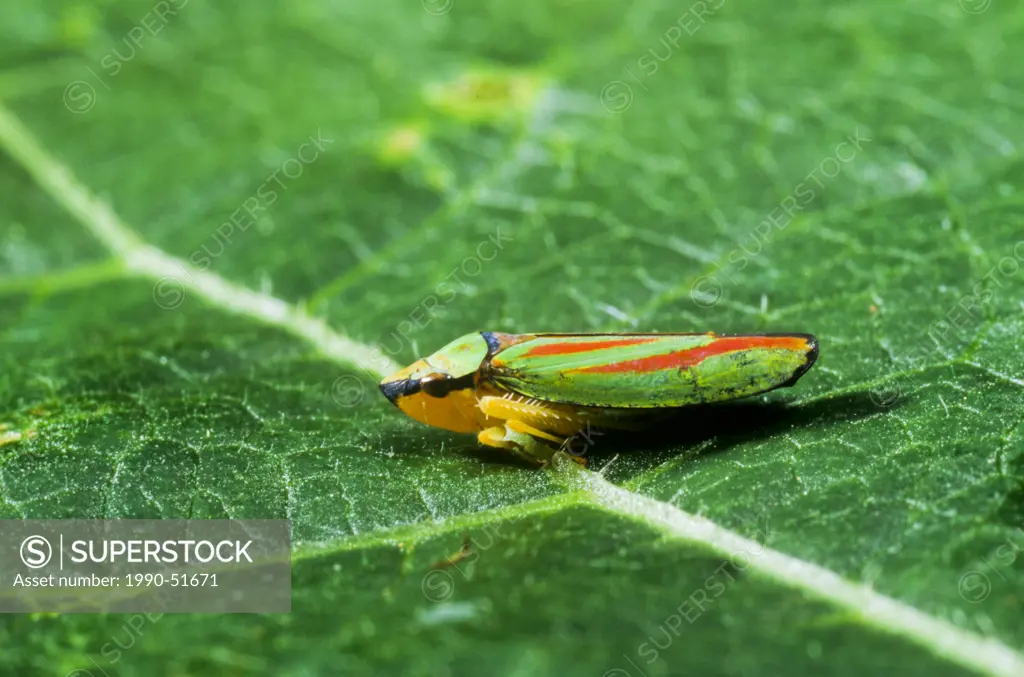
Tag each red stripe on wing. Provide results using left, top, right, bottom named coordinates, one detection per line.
left=521, top=336, right=663, bottom=358
left=574, top=336, right=810, bottom=374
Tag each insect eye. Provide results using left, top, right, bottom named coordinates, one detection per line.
left=419, top=373, right=452, bottom=398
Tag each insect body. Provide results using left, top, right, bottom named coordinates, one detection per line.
left=379, top=332, right=818, bottom=466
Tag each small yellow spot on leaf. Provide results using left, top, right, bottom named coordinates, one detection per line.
left=378, top=125, right=426, bottom=165
left=0, top=431, right=23, bottom=448
left=376, top=123, right=455, bottom=192
left=60, top=4, right=101, bottom=47
left=425, top=68, right=545, bottom=124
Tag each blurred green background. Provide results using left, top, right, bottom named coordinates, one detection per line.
left=1, top=1, right=1024, bottom=675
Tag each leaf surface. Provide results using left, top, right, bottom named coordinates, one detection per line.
left=1, top=2, right=1023, bottom=676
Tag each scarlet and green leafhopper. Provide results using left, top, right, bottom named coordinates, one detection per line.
left=379, top=332, right=819, bottom=466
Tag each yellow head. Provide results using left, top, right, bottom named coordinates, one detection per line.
left=379, top=332, right=494, bottom=433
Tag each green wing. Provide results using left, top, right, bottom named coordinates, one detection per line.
left=485, top=333, right=818, bottom=409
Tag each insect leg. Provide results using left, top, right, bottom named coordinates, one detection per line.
left=477, top=395, right=591, bottom=466
left=477, top=394, right=587, bottom=437
left=478, top=426, right=553, bottom=467
left=499, top=418, right=583, bottom=466
left=504, top=418, right=562, bottom=444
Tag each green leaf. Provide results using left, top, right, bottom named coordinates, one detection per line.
left=2, top=1, right=1024, bottom=676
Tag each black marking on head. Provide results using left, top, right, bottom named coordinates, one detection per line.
left=379, top=372, right=478, bottom=404
left=421, top=372, right=477, bottom=398
left=380, top=379, right=420, bottom=404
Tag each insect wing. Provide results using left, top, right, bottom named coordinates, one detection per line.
left=486, top=333, right=818, bottom=408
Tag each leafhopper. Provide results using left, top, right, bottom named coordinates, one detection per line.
left=380, top=332, right=818, bottom=466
